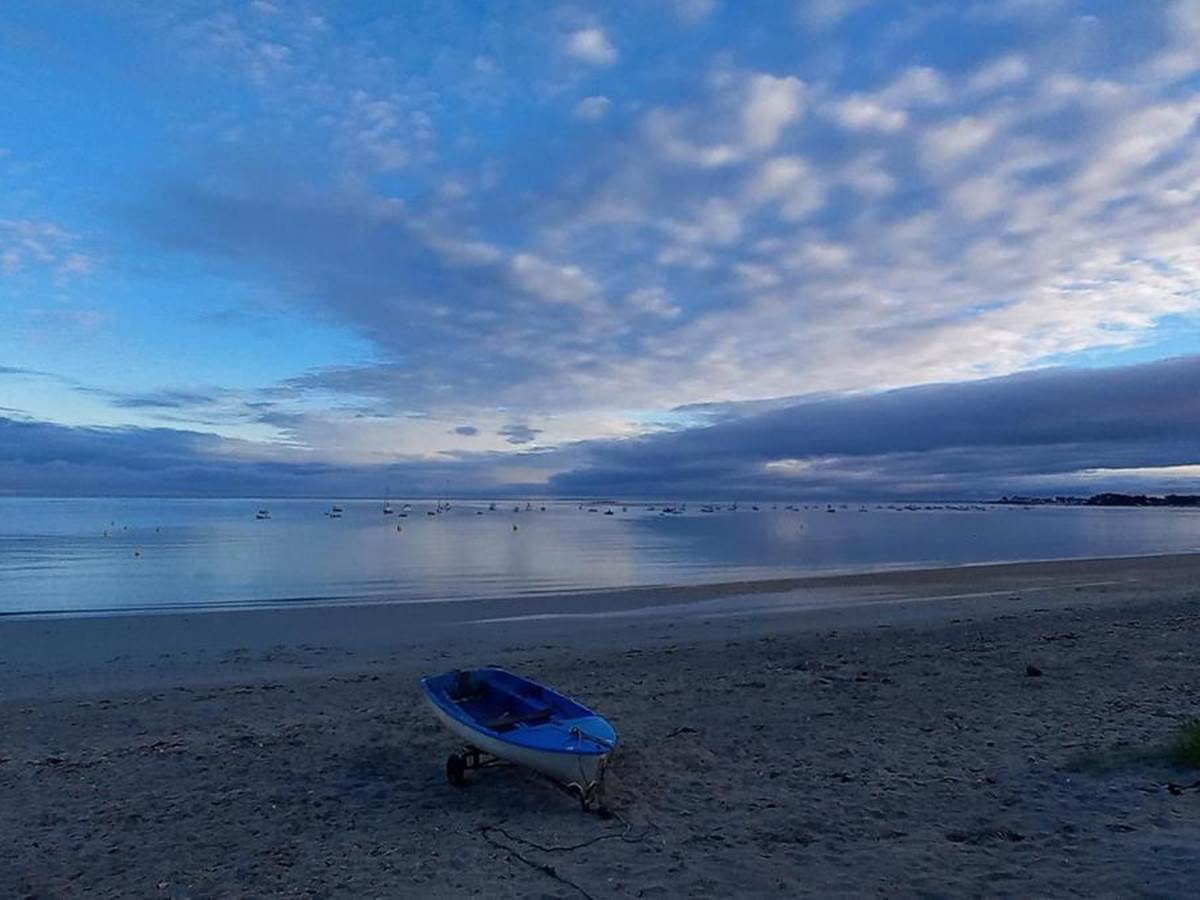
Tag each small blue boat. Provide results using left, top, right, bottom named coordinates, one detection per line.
left=421, top=667, right=617, bottom=804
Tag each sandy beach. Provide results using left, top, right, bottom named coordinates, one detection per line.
left=3, top=554, right=1199, bottom=897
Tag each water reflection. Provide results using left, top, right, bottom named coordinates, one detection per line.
left=1, top=498, right=1198, bottom=614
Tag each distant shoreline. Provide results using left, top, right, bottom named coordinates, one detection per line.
left=996, top=492, right=1200, bottom=507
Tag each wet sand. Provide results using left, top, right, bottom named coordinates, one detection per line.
left=2, top=554, right=1199, bottom=896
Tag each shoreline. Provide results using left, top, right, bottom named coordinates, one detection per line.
left=2, top=552, right=1198, bottom=699
left=4, top=548, right=1199, bottom=623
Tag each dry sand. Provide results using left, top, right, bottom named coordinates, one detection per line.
left=2, top=554, right=1199, bottom=897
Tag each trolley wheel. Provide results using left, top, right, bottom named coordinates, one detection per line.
left=446, top=753, right=467, bottom=786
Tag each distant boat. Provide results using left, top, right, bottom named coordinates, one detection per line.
left=255, top=509, right=271, bottom=520
left=383, top=488, right=394, bottom=515
left=326, top=505, right=343, bottom=518
left=489, top=502, right=497, bottom=511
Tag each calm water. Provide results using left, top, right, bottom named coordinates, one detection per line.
left=2, top=498, right=1199, bottom=615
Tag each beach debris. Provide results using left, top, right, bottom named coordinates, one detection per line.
left=665, top=726, right=698, bottom=739
left=1025, top=664, right=1043, bottom=677
left=1166, top=780, right=1200, bottom=795
left=945, top=827, right=1025, bottom=845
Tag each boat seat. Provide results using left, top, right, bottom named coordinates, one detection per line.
left=485, top=707, right=553, bottom=731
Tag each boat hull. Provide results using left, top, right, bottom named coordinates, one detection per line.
left=421, top=667, right=616, bottom=791
left=425, top=696, right=608, bottom=787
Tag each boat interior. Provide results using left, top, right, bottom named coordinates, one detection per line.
left=444, top=670, right=562, bottom=733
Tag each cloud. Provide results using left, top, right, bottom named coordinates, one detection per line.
left=452, top=425, right=479, bottom=436
left=830, top=96, right=907, bottom=132
left=5, top=357, right=1197, bottom=499
left=624, top=287, right=681, bottom=319
left=509, top=253, right=601, bottom=309
left=497, top=423, right=543, bottom=445
left=549, top=356, right=1200, bottom=498
left=20, top=0, right=1199, bottom=478
left=0, top=415, right=546, bottom=497
left=0, top=218, right=92, bottom=282
left=107, top=389, right=222, bottom=410
left=741, top=75, right=805, bottom=149
left=574, top=95, right=611, bottom=120
left=967, top=54, right=1029, bottom=93
left=565, top=27, right=617, bottom=66
left=921, top=115, right=1001, bottom=166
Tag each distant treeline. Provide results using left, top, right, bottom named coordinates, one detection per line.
left=996, top=493, right=1200, bottom=507
left=1084, top=493, right=1200, bottom=507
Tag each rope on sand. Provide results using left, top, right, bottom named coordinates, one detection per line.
left=477, top=825, right=598, bottom=900
left=476, top=812, right=656, bottom=900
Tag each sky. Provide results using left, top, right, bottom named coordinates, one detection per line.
left=2, top=0, right=1200, bottom=499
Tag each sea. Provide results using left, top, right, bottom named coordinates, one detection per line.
left=2, top=497, right=1199, bottom=616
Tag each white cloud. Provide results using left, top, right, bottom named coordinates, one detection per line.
left=661, top=198, right=743, bottom=245
left=643, top=108, right=742, bottom=168
left=565, top=27, right=618, bottom=66
left=1152, top=0, right=1200, bottom=78
left=574, top=95, right=611, bottom=120
left=878, top=66, right=951, bottom=107
left=948, top=175, right=1009, bottom=220
left=968, top=54, right=1029, bottom=93
left=790, top=240, right=851, bottom=271
left=742, top=74, right=805, bottom=149
left=1, top=219, right=90, bottom=282
left=840, top=153, right=896, bottom=197
left=831, top=95, right=907, bottom=132
left=746, top=156, right=826, bottom=220
left=625, top=286, right=681, bottom=318
left=1073, top=98, right=1200, bottom=194
left=921, top=115, right=1001, bottom=166
left=510, top=254, right=601, bottom=308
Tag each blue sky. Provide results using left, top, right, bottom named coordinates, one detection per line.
left=2, top=1, right=1200, bottom=497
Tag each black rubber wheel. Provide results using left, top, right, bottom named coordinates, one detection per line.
left=446, top=753, right=467, bottom=786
